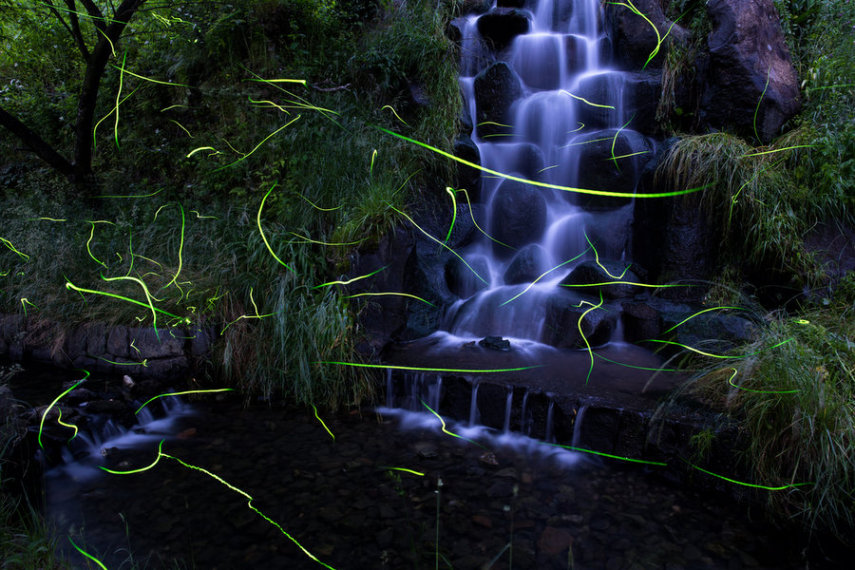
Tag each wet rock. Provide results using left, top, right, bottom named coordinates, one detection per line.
left=477, top=9, right=530, bottom=52
left=472, top=514, right=493, bottom=528
left=621, top=301, right=662, bottom=342
left=573, top=128, right=653, bottom=211
left=538, top=526, right=574, bottom=556
left=489, top=179, right=546, bottom=251
left=560, top=260, right=641, bottom=299
left=474, top=62, right=523, bottom=138
left=478, top=336, right=510, bottom=352
left=625, top=70, right=663, bottom=135
left=80, top=399, right=129, bottom=414
left=543, top=291, right=617, bottom=349
left=446, top=254, right=490, bottom=299
left=453, top=135, right=481, bottom=197
left=700, top=0, right=801, bottom=143
left=503, top=244, right=547, bottom=285
left=604, top=0, right=689, bottom=69
left=459, top=0, right=492, bottom=15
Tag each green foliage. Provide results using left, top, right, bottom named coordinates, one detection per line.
left=691, top=308, right=855, bottom=545
left=0, top=0, right=459, bottom=408
left=655, top=132, right=816, bottom=280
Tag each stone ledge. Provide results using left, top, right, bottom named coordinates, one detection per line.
left=0, top=314, right=214, bottom=380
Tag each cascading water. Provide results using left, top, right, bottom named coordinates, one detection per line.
left=445, top=0, right=653, bottom=344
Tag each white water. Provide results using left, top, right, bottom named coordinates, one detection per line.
left=46, top=396, right=192, bottom=483
left=447, top=0, right=653, bottom=345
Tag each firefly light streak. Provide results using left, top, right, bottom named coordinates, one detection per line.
left=38, top=370, right=89, bottom=448
left=382, top=466, right=425, bottom=477
left=500, top=248, right=591, bottom=307
left=681, top=458, right=812, bottom=491
left=314, top=362, right=544, bottom=374
left=390, top=205, right=488, bottom=285
left=311, top=404, right=335, bottom=441
left=67, top=536, right=108, bottom=570
left=724, top=367, right=800, bottom=394
left=257, top=184, right=296, bottom=273
left=662, top=306, right=744, bottom=335
left=101, top=440, right=336, bottom=569
left=312, top=265, right=388, bottom=289
left=576, top=292, right=605, bottom=384
left=344, top=292, right=436, bottom=306
left=544, top=442, right=668, bottom=466
left=0, top=237, right=29, bottom=260
left=135, top=389, right=233, bottom=415
left=378, top=128, right=709, bottom=198
left=421, top=400, right=488, bottom=450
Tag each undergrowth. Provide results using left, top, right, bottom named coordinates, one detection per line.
left=682, top=303, right=855, bottom=546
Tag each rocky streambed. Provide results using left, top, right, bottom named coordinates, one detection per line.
left=42, top=394, right=817, bottom=569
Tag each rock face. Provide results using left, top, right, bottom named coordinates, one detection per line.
left=477, top=9, right=530, bottom=52
left=572, top=129, right=653, bottom=211
left=489, top=180, right=547, bottom=253
left=604, top=0, right=689, bottom=69
left=700, top=0, right=801, bottom=142
left=474, top=62, right=523, bottom=138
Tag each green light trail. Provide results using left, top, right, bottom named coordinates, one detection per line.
left=257, top=184, right=296, bottom=273
left=544, top=442, right=668, bottom=466
left=315, top=362, right=543, bottom=374
left=312, top=404, right=335, bottom=441
left=135, top=389, right=234, bottom=415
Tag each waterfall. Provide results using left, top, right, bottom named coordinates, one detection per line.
left=447, top=0, right=652, bottom=346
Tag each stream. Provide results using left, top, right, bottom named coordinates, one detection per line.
left=41, top=392, right=812, bottom=570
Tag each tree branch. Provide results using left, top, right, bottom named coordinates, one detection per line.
left=0, top=106, right=75, bottom=179
left=62, top=0, right=91, bottom=60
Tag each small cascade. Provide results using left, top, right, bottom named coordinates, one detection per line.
left=46, top=394, right=192, bottom=481
left=502, top=386, right=514, bottom=433
left=446, top=0, right=653, bottom=347
left=520, top=390, right=531, bottom=436
left=571, top=404, right=588, bottom=447
left=469, top=383, right=481, bottom=426
left=545, top=398, right=556, bottom=443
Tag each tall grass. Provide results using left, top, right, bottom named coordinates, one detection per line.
left=654, top=132, right=816, bottom=278
left=679, top=304, right=855, bottom=545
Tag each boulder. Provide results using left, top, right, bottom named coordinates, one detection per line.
left=503, top=244, right=548, bottom=284
left=489, top=179, right=547, bottom=253
left=543, top=291, right=617, bottom=349
left=700, top=0, right=801, bottom=143
left=477, top=9, right=531, bottom=52
left=560, top=260, right=640, bottom=299
left=453, top=135, right=481, bottom=197
left=474, top=62, right=523, bottom=138
left=460, top=0, right=492, bottom=15
left=604, top=0, right=690, bottom=69
left=446, top=255, right=491, bottom=299
left=573, top=128, right=652, bottom=210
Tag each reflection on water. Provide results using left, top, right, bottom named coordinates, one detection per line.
left=47, top=398, right=807, bottom=569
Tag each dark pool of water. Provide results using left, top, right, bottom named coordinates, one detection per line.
left=42, top=395, right=837, bottom=570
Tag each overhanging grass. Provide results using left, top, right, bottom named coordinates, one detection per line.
left=681, top=305, right=855, bottom=545
left=654, top=132, right=818, bottom=280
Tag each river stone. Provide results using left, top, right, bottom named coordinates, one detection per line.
left=478, top=336, right=510, bottom=352
left=489, top=179, right=546, bottom=253
left=543, top=291, right=616, bottom=349
left=453, top=135, right=481, bottom=197
left=497, top=0, right=526, bottom=8
left=604, top=0, right=689, bottom=69
left=538, top=526, right=574, bottom=556
left=573, top=129, right=652, bottom=210
left=560, top=260, right=640, bottom=299
left=474, top=62, right=523, bottom=138
left=503, top=244, right=547, bottom=285
left=477, top=9, right=530, bottom=52
left=701, top=0, right=801, bottom=143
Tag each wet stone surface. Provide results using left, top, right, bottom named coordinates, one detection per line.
left=46, top=399, right=808, bottom=569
